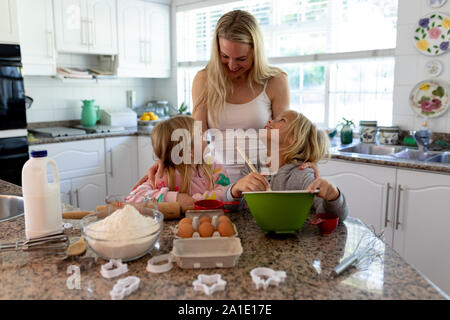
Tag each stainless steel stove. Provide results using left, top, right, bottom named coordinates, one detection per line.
left=29, top=127, right=86, bottom=137
left=73, top=125, right=125, bottom=133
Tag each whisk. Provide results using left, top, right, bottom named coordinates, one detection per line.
left=329, top=230, right=381, bottom=279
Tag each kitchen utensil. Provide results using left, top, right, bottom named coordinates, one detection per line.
left=193, top=199, right=240, bottom=213
left=310, top=213, right=339, bottom=235
left=250, top=267, right=286, bottom=290
left=66, top=237, right=86, bottom=256
left=0, top=233, right=69, bottom=253
left=193, top=274, right=227, bottom=296
left=81, top=99, right=100, bottom=127
left=413, top=12, right=450, bottom=56
left=409, top=79, right=449, bottom=118
left=236, top=146, right=272, bottom=191
left=243, top=190, right=316, bottom=234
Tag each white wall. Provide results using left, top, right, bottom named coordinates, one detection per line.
left=393, top=0, right=450, bottom=133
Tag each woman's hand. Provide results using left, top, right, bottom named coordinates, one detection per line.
left=177, top=193, right=195, bottom=212
left=306, top=178, right=340, bottom=201
left=231, top=172, right=270, bottom=198
left=131, top=161, right=164, bottom=190
left=298, top=162, right=320, bottom=179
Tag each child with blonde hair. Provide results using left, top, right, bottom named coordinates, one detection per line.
left=225, top=110, right=348, bottom=221
left=128, top=115, right=231, bottom=207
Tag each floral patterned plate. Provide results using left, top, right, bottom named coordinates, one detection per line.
left=410, top=80, right=449, bottom=118
left=413, top=12, right=450, bottom=56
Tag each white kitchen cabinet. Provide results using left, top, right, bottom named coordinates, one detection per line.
left=319, top=159, right=397, bottom=244
left=319, top=159, right=450, bottom=295
left=17, top=0, right=56, bottom=76
left=0, top=0, right=20, bottom=44
left=393, top=169, right=450, bottom=295
left=117, top=0, right=170, bottom=78
left=60, top=174, right=106, bottom=211
left=105, top=136, right=138, bottom=195
left=137, top=135, right=156, bottom=178
left=53, top=0, right=117, bottom=55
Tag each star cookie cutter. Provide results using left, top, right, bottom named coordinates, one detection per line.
left=146, top=253, right=174, bottom=273
left=110, top=276, right=140, bottom=300
left=101, top=259, right=128, bottom=279
left=250, top=267, right=286, bottom=290
left=192, top=274, right=226, bottom=296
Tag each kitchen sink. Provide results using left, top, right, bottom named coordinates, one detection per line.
left=338, top=143, right=406, bottom=156
left=426, top=152, right=450, bottom=164
left=0, top=195, right=24, bottom=222
left=392, top=149, right=440, bottom=161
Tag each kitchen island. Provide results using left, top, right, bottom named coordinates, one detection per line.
left=0, top=179, right=447, bottom=300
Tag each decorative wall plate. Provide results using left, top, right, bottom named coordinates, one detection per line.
left=413, top=12, right=450, bottom=56
left=425, top=59, right=444, bottom=76
left=428, top=0, right=448, bottom=9
left=410, top=79, right=449, bottom=118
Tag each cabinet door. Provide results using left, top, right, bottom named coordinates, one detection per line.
left=71, top=173, right=107, bottom=211
left=0, top=0, right=19, bottom=44
left=53, top=0, right=89, bottom=53
left=319, top=160, right=397, bottom=242
left=145, top=2, right=170, bottom=78
left=18, top=0, right=56, bottom=76
left=137, top=135, right=156, bottom=178
left=117, top=0, right=147, bottom=76
left=37, top=139, right=105, bottom=181
left=60, top=179, right=73, bottom=207
left=87, top=0, right=117, bottom=54
left=394, top=169, right=450, bottom=295
left=105, top=136, right=138, bottom=195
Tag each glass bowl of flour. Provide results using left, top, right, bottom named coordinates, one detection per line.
left=81, top=202, right=163, bottom=261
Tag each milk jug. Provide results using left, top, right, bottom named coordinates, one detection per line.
left=22, top=150, right=62, bottom=239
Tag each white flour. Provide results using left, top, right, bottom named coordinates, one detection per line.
left=85, top=204, right=160, bottom=260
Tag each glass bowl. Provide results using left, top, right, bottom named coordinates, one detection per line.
left=81, top=195, right=163, bottom=262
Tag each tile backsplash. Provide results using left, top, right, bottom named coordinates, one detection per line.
left=393, top=0, right=450, bottom=133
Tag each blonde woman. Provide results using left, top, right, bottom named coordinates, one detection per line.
left=226, top=110, right=348, bottom=221
left=127, top=116, right=231, bottom=209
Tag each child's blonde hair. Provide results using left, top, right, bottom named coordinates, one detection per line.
left=281, top=111, right=330, bottom=164
left=150, top=115, right=214, bottom=193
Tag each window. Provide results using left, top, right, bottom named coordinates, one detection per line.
left=176, top=0, right=398, bottom=128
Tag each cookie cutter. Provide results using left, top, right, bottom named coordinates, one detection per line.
left=250, top=267, right=286, bottom=290
left=146, top=254, right=174, bottom=273
left=101, top=259, right=128, bottom=279
left=192, top=274, right=226, bottom=296
left=110, top=276, right=140, bottom=300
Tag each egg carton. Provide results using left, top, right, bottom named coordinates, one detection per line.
left=173, top=209, right=238, bottom=239
left=147, top=238, right=243, bottom=272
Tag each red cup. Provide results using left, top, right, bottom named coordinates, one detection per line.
left=310, top=213, right=339, bottom=235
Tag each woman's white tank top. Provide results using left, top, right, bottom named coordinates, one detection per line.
left=206, top=81, right=272, bottom=184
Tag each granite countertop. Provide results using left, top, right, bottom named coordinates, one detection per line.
left=0, top=180, right=447, bottom=300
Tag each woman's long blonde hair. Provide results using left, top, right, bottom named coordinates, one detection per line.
left=151, top=115, right=214, bottom=193
left=203, top=10, right=285, bottom=127
left=281, top=111, right=331, bottom=164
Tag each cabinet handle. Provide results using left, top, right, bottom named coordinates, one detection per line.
left=384, top=182, right=391, bottom=227
left=147, top=40, right=152, bottom=64
left=395, top=184, right=404, bottom=230
left=81, top=19, right=87, bottom=45
left=46, top=31, right=53, bottom=58
left=75, top=189, right=80, bottom=208
left=109, top=148, right=113, bottom=177
left=89, top=20, right=94, bottom=46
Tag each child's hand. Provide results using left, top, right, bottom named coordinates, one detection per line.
left=231, top=172, right=270, bottom=198
left=298, top=162, right=320, bottom=179
left=132, top=161, right=165, bottom=190
left=306, top=178, right=340, bottom=201
left=177, top=193, right=195, bottom=212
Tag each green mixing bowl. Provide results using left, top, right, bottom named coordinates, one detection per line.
left=243, top=191, right=315, bottom=234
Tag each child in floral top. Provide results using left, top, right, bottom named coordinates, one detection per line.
left=127, top=116, right=230, bottom=207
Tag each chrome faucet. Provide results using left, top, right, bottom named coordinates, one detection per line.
left=413, top=122, right=432, bottom=152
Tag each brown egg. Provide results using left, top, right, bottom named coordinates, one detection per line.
left=217, top=221, right=234, bottom=237
left=179, top=217, right=193, bottom=225
left=177, top=223, right=194, bottom=238
left=199, top=216, right=211, bottom=224
left=198, top=222, right=215, bottom=237
left=218, top=215, right=231, bottom=224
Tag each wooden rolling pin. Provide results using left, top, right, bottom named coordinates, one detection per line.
left=62, top=202, right=183, bottom=220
